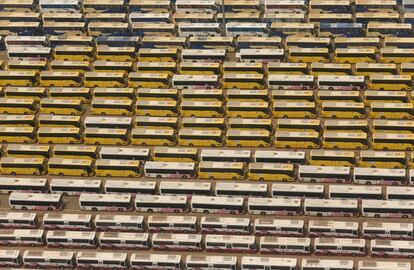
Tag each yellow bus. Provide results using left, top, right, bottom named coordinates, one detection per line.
left=226, top=129, right=271, bottom=148
left=49, top=60, right=90, bottom=73
left=53, top=145, right=98, bottom=160
left=4, top=87, right=47, bottom=101
left=321, top=101, right=366, bottom=119
left=288, top=47, right=330, bottom=63
left=39, top=71, right=82, bottom=87
left=180, top=100, right=224, bottom=118
left=95, top=159, right=141, bottom=178
left=355, top=63, right=397, bottom=76
left=322, top=131, right=369, bottom=150
left=181, top=117, right=226, bottom=131
left=135, top=116, right=179, bottom=130
left=178, top=62, right=220, bottom=75
left=93, top=61, right=134, bottom=73
left=0, top=98, right=37, bottom=114
left=54, top=46, right=94, bottom=61
left=136, top=88, right=178, bottom=101
left=248, top=162, right=294, bottom=182
left=0, top=126, right=36, bottom=144
left=267, top=62, right=308, bottom=75
left=334, top=48, right=377, bottom=63
left=96, top=45, right=136, bottom=62
left=93, top=87, right=135, bottom=100
left=309, top=149, right=356, bottom=167
left=310, top=63, right=352, bottom=76
left=368, top=74, right=412, bottom=91
left=276, top=118, right=321, bottom=133
left=223, top=62, right=263, bottom=74
left=227, top=89, right=269, bottom=102
left=372, top=132, right=414, bottom=150
left=38, top=115, right=82, bottom=128
left=274, top=131, right=320, bottom=149
left=359, top=150, right=407, bottom=169
left=364, top=90, right=408, bottom=105
left=178, top=128, right=223, bottom=147
left=273, top=101, right=317, bottom=118
left=222, top=73, right=265, bottom=89
left=6, top=144, right=51, bottom=159
left=324, top=119, right=369, bottom=133
left=84, top=127, right=129, bottom=146
left=137, top=48, right=178, bottom=62
left=84, top=72, right=126, bottom=88
left=271, top=90, right=314, bottom=102
left=0, top=71, right=38, bottom=87
left=226, top=100, right=270, bottom=118
left=131, top=127, right=176, bottom=146
left=40, top=98, right=84, bottom=116
left=0, top=115, right=36, bottom=127
left=136, top=62, right=177, bottom=76
left=6, top=60, right=47, bottom=72
left=380, top=48, right=414, bottom=63
left=91, top=98, right=134, bottom=116
left=0, top=157, right=45, bottom=176
left=128, top=72, right=170, bottom=88
left=37, top=127, right=82, bottom=144
left=49, top=87, right=92, bottom=104
left=47, top=158, right=93, bottom=177
left=152, top=147, right=198, bottom=162
left=370, top=102, right=414, bottom=120
left=317, top=91, right=362, bottom=104
left=136, top=100, right=178, bottom=117
left=198, top=161, right=245, bottom=180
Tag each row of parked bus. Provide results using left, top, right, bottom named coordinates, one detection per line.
left=4, top=211, right=414, bottom=240
left=0, top=249, right=409, bottom=270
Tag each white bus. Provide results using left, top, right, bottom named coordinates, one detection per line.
left=302, top=259, right=354, bottom=270
left=298, top=165, right=351, bottom=183
left=159, top=181, right=211, bottom=197
left=236, top=48, right=285, bottom=63
left=304, top=198, right=359, bottom=217
left=46, top=230, right=96, bottom=248
left=317, top=75, right=366, bottom=91
left=178, top=23, right=221, bottom=37
left=23, top=250, right=75, bottom=269
left=99, top=147, right=150, bottom=161
left=42, top=213, right=93, bottom=231
left=362, top=222, right=414, bottom=239
left=94, top=214, right=144, bottom=232
left=186, top=255, right=237, bottom=270
left=200, top=216, right=251, bottom=235
left=104, top=180, right=157, bottom=196
left=248, top=197, right=301, bottom=216
left=130, top=254, right=182, bottom=270
left=50, top=178, right=102, bottom=196
left=370, top=239, right=414, bottom=258
left=308, top=220, right=359, bottom=238
left=79, top=194, right=132, bottom=212
left=353, top=167, right=407, bottom=185
left=191, top=195, right=244, bottom=214
left=151, top=233, right=203, bottom=251
left=328, top=185, right=383, bottom=200
left=0, top=249, right=20, bottom=268
left=358, top=261, right=411, bottom=270
left=314, top=238, right=366, bottom=256
left=144, top=161, right=196, bottom=179
left=253, top=218, right=304, bottom=236
left=0, top=212, right=37, bottom=229
left=267, top=75, right=315, bottom=90
left=386, top=186, right=414, bottom=200
left=205, top=234, right=256, bottom=253
left=259, top=236, right=311, bottom=254
left=76, top=252, right=128, bottom=270
left=241, top=256, right=297, bottom=270
left=98, top=232, right=150, bottom=249
left=135, top=195, right=188, bottom=213
left=0, top=229, right=44, bottom=246
left=172, top=74, right=219, bottom=89
left=175, top=0, right=216, bottom=14
left=361, top=200, right=414, bottom=218
left=147, top=215, right=197, bottom=233
left=215, top=182, right=268, bottom=198
left=9, top=192, right=63, bottom=211
left=271, top=183, right=325, bottom=199
left=0, top=177, right=48, bottom=194
left=200, top=149, right=251, bottom=163
left=225, top=22, right=268, bottom=37
left=253, top=150, right=306, bottom=164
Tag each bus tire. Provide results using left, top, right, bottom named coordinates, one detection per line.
left=232, top=176, right=237, bottom=180
left=259, top=144, right=264, bottom=148
left=106, top=174, right=111, bottom=178
left=129, top=174, right=134, bottom=178
left=203, top=210, right=209, bottom=214
left=307, top=146, right=313, bottom=149
left=375, top=214, right=380, bottom=218
left=230, top=211, right=236, bottom=214
left=174, top=209, right=179, bottom=213
left=11, top=172, right=16, bottom=175
left=317, top=213, right=322, bottom=217
left=236, top=144, right=242, bottom=148
left=209, top=176, right=214, bottom=180
left=1, top=140, right=6, bottom=144
left=148, top=209, right=153, bottom=213
left=259, top=177, right=264, bottom=181
left=59, top=173, right=64, bottom=177
left=92, top=208, right=97, bottom=211
left=403, top=214, right=408, bottom=218
left=48, top=141, right=53, bottom=144
left=182, top=175, right=187, bottom=179
left=260, top=212, right=266, bottom=216
left=189, top=143, right=194, bottom=147
left=47, top=207, right=53, bottom=211
left=22, top=207, right=27, bottom=210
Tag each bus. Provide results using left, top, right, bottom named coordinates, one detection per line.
left=93, top=61, right=134, bottom=73
left=188, top=36, right=234, bottom=51
left=9, top=192, right=63, bottom=211
left=0, top=212, right=37, bottom=229
left=130, top=254, right=182, bottom=270
left=309, top=150, right=356, bottom=167
left=105, top=180, right=156, bottom=196
left=0, top=115, right=36, bottom=128
left=365, top=91, right=408, bottom=105
left=362, top=200, right=414, bottom=218
left=23, top=250, right=75, bottom=268
left=358, top=261, right=411, bottom=270
left=50, top=178, right=101, bottom=196
left=359, top=150, right=406, bottom=169
left=135, top=100, right=178, bottom=117
left=253, top=218, right=304, bottom=237
left=223, top=62, right=263, bottom=75
left=99, top=232, right=149, bottom=249
left=152, top=147, right=198, bottom=162
left=298, top=165, right=351, bottom=183
left=6, top=144, right=51, bottom=159
left=53, top=145, right=98, bottom=160
left=94, top=214, right=144, bottom=232
left=253, top=150, right=306, bottom=164
left=0, top=177, right=47, bottom=194
left=141, top=36, right=185, bottom=50
left=95, top=159, right=141, bottom=178
left=269, top=22, right=315, bottom=37
left=41, top=12, right=83, bottom=23
left=46, top=230, right=96, bottom=248
left=310, top=63, right=352, bottom=76
left=215, top=182, right=267, bottom=198
left=248, top=162, right=294, bottom=182
left=91, top=99, right=134, bottom=116
left=182, top=117, right=226, bottom=130
left=200, top=216, right=251, bottom=235
left=0, top=126, right=36, bottom=144
left=128, top=72, right=170, bottom=88
left=205, top=235, right=256, bottom=253
left=355, top=63, right=397, bottom=76
left=308, top=220, right=359, bottom=238
left=48, top=158, right=93, bottom=177
left=49, top=87, right=92, bottom=103
left=0, top=71, right=38, bottom=87
left=178, top=129, right=224, bottom=147
left=0, top=157, right=45, bottom=176
left=177, top=23, right=221, bottom=37
left=236, top=48, right=284, bottom=63
left=179, top=62, right=220, bottom=75
left=318, top=75, right=366, bottom=90
left=144, top=161, right=196, bottom=179
left=131, top=128, right=175, bottom=146
left=334, top=48, right=377, bottom=63
left=242, top=257, right=297, bottom=270
left=322, top=131, right=369, bottom=150
left=368, top=75, right=412, bottom=91
left=43, top=213, right=93, bottom=231
left=380, top=48, right=414, bottom=63
left=328, top=185, right=383, bottom=200
left=370, top=240, right=414, bottom=258
left=135, top=195, right=188, bottom=213
left=147, top=215, right=197, bottom=233
left=272, top=101, right=317, bottom=118
left=362, top=222, right=414, bottom=239
left=87, top=22, right=129, bottom=36
left=37, top=127, right=82, bottom=144
left=198, top=161, right=244, bottom=180
left=0, top=98, right=37, bottom=115
left=317, top=90, right=362, bottom=104
left=248, top=197, right=301, bottom=216
left=76, top=252, right=128, bottom=270
left=200, top=149, right=251, bottom=163
left=181, top=89, right=224, bottom=101
left=136, top=88, right=178, bottom=101
left=151, top=233, right=203, bottom=251
left=138, top=48, right=178, bottom=62
left=99, top=147, right=149, bottom=161
left=226, top=129, right=271, bottom=148
left=0, top=229, right=43, bottom=246
left=228, top=118, right=272, bottom=132
left=226, top=101, right=269, bottom=118
left=186, top=255, right=237, bottom=270
left=353, top=167, right=407, bottom=185
left=0, top=249, right=20, bottom=268
left=96, top=46, right=136, bottom=62
left=268, top=62, right=308, bottom=75
left=314, top=238, right=366, bottom=256
left=236, top=36, right=282, bottom=49
left=79, top=193, right=132, bottom=212
left=260, top=236, right=310, bottom=254
left=321, top=101, right=365, bottom=119
left=92, top=88, right=134, bottom=100
left=84, top=72, right=125, bottom=88
left=271, top=183, right=325, bottom=199
left=6, top=60, right=47, bottom=72
left=39, top=71, right=83, bottom=88
left=181, top=49, right=226, bottom=63
left=172, top=74, right=219, bottom=89
left=274, top=131, right=320, bottom=149
left=324, top=119, right=369, bottom=133
left=367, top=22, right=412, bottom=37
left=136, top=62, right=177, bottom=76
left=38, top=0, right=81, bottom=13
left=175, top=0, right=216, bottom=13
left=180, top=100, right=224, bottom=118
left=48, top=36, right=93, bottom=47
left=225, top=22, right=268, bottom=37
left=4, top=87, right=46, bottom=101
left=304, top=198, right=359, bottom=217
left=159, top=181, right=211, bottom=197
left=288, top=47, right=330, bottom=63
left=387, top=186, right=414, bottom=200
left=40, top=98, right=83, bottom=115
left=53, top=46, right=93, bottom=61
left=191, top=195, right=244, bottom=214
left=223, top=74, right=265, bottom=89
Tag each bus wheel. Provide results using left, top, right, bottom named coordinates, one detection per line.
left=106, top=174, right=111, bottom=178
left=317, top=213, right=322, bottom=217
left=236, top=144, right=242, bottom=148
left=259, top=144, right=264, bottom=148
left=232, top=176, right=237, bottom=180
left=307, top=146, right=313, bottom=149
left=1, top=140, right=6, bottom=144
left=203, top=210, right=209, bottom=214
left=209, top=176, right=214, bottom=180
left=230, top=211, right=236, bottom=214
left=260, top=212, right=266, bottom=216
left=22, top=207, right=27, bottom=210
left=48, top=141, right=53, bottom=144
left=47, top=207, right=53, bottom=211
left=259, top=178, right=264, bottom=181
left=92, top=208, right=98, bottom=211
left=163, top=143, right=169, bottom=146
left=147, top=209, right=153, bottom=213
left=129, top=174, right=134, bottom=178
left=189, top=143, right=194, bottom=147
left=59, top=173, right=64, bottom=177
left=11, top=172, right=16, bottom=175
left=403, top=214, right=408, bottom=218
left=23, top=140, right=28, bottom=144
left=174, top=209, right=179, bottom=213
left=407, top=147, right=412, bottom=151
left=375, top=214, right=380, bottom=218
left=182, top=175, right=187, bottom=179
left=95, top=142, right=100, bottom=146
